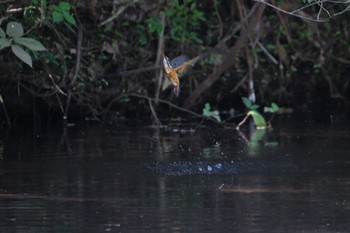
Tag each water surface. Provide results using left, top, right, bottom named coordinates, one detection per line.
left=0, top=122, right=349, bottom=232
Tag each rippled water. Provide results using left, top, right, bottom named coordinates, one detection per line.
left=0, top=122, right=349, bottom=232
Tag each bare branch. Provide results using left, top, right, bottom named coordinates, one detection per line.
left=254, top=0, right=350, bottom=22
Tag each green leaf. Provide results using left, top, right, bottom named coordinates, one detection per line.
left=59, top=1, right=71, bottom=10
left=209, top=110, right=221, bottom=122
left=247, top=110, right=266, bottom=128
left=202, top=103, right=221, bottom=122
left=51, top=5, right=60, bottom=11
left=242, top=97, right=252, bottom=108
left=139, top=35, right=147, bottom=45
left=264, top=103, right=279, bottom=113
left=52, top=11, right=64, bottom=23
left=63, top=11, right=76, bottom=26
left=271, top=102, right=279, bottom=112
left=0, top=27, right=5, bottom=38
left=11, top=44, right=33, bottom=67
left=202, top=103, right=211, bottom=116
left=6, top=22, right=24, bottom=38
left=0, top=38, right=11, bottom=49
left=264, top=107, right=274, bottom=113
left=13, top=37, right=46, bottom=51
left=242, top=97, right=260, bottom=110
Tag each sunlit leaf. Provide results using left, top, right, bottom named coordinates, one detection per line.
left=247, top=110, right=266, bottom=128
left=0, top=38, right=11, bottom=49
left=11, top=44, right=32, bottom=67
left=13, top=37, right=46, bottom=51
left=6, top=22, right=24, bottom=38
left=0, top=27, right=5, bottom=38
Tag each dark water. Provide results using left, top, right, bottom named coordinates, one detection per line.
left=0, top=122, right=350, bottom=232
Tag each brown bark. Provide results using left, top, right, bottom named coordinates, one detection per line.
left=183, top=3, right=265, bottom=109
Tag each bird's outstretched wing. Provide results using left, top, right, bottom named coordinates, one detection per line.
left=171, top=54, right=189, bottom=68
left=175, top=56, right=200, bottom=78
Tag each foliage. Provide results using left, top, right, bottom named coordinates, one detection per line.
left=246, top=110, right=266, bottom=128
left=164, top=0, right=205, bottom=44
left=51, top=2, right=76, bottom=26
left=0, top=0, right=349, bottom=123
left=0, top=22, right=46, bottom=67
left=242, top=97, right=259, bottom=110
left=202, top=103, right=221, bottom=122
left=238, top=98, right=279, bottom=129
left=264, top=103, right=279, bottom=113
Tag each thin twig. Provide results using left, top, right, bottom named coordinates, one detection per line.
left=230, top=74, right=248, bottom=93
left=155, top=12, right=165, bottom=105
left=148, top=99, right=162, bottom=126
left=253, top=0, right=328, bottom=22
left=48, top=74, right=65, bottom=114
left=64, top=25, right=83, bottom=120
left=213, top=0, right=223, bottom=38
left=128, top=93, right=204, bottom=118
left=236, top=114, right=249, bottom=130
left=0, top=94, right=11, bottom=126
left=99, top=5, right=127, bottom=26
left=257, top=42, right=278, bottom=64
left=99, top=65, right=162, bottom=78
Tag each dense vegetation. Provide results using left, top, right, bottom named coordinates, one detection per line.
left=0, top=0, right=349, bottom=126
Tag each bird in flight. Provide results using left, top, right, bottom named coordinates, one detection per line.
left=162, top=53, right=200, bottom=96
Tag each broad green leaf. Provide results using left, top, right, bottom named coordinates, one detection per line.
left=51, top=5, right=60, bottom=11
left=11, top=44, right=32, bottom=67
left=59, top=1, right=71, bottom=11
left=0, top=27, right=5, bottom=38
left=52, top=11, right=64, bottom=23
left=271, top=102, right=279, bottom=112
left=242, top=97, right=252, bottom=108
left=13, top=37, right=46, bottom=51
left=0, top=38, right=11, bottom=49
left=250, top=104, right=260, bottom=110
left=63, top=11, right=76, bottom=26
left=6, top=22, right=24, bottom=38
left=247, top=110, right=266, bottom=128
left=242, top=97, right=259, bottom=110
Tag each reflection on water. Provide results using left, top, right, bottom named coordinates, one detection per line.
left=0, top=123, right=349, bottom=232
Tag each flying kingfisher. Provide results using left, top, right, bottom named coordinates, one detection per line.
left=162, top=53, right=200, bottom=96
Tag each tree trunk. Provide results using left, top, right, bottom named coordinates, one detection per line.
left=183, top=3, right=265, bottom=109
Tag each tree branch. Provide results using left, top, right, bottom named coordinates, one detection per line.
left=183, top=3, right=266, bottom=108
